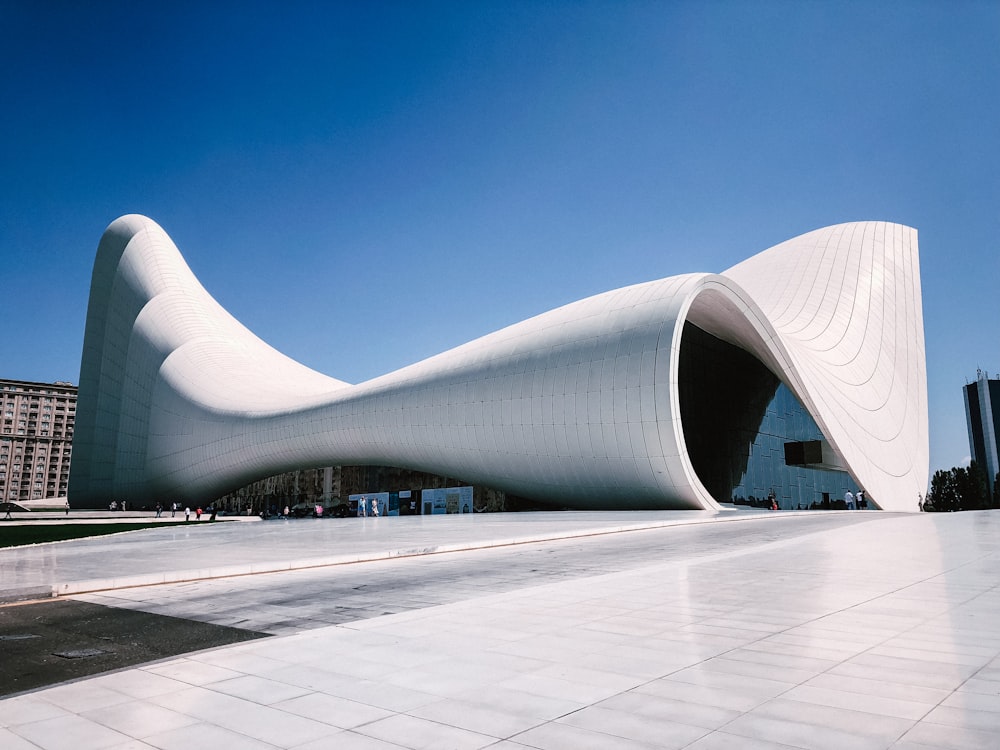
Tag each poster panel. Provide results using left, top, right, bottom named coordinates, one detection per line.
left=420, top=486, right=474, bottom=514
left=349, top=491, right=392, bottom=517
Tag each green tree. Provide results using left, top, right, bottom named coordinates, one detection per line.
left=926, top=462, right=991, bottom=512
left=926, top=469, right=957, bottom=512
left=958, top=461, right=990, bottom=510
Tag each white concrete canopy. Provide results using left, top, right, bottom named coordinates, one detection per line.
left=70, top=216, right=927, bottom=511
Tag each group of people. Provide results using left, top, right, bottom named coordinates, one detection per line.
left=844, top=489, right=868, bottom=509
left=765, top=488, right=869, bottom=511
left=148, top=501, right=215, bottom=521
left=357, top=496, right=381, bottom=517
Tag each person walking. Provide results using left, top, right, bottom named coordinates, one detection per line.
left=4, top=503, right=12, bottom=520
left=155, top=502, right=162, bottom=518
left=184, top=506, right=191, bottom=522
left=170, top=502, right=177, bottom=518
left=65, top=500, right=70, bottom=516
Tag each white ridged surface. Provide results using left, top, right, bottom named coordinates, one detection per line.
left=723, top=222, right=927, bottom=512
left=70, top=216, right=927, bottom=510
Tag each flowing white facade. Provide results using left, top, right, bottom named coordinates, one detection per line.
left=69, top=216, right=928, bottom=511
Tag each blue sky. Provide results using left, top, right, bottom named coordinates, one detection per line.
left=2, top=1, right=997, bottom=477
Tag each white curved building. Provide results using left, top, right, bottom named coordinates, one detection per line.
left=69, top=216, right=927, bottom=511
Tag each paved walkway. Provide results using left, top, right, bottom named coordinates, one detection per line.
left=1, top=509, right=785, bottom=601
left=1, top=510, right=999, bottom=749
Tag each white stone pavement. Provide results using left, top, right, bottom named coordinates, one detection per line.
left=0, top=509, right=771, bottom=601
left=1, top=510, right=999, bottom=749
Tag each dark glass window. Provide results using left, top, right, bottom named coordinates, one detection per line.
left=679, top=322, right=857, bottom=509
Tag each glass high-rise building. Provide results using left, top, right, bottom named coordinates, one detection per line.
left=964, top=371, right=1000, bottom=492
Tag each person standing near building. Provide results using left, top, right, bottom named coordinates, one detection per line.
left=844, top=489, right=855, bottom=510
left=856, top=489, right=864, bottom=509
left=65, top=500, right=70, bottom=516
left=184, top=506, right=191, bottom=522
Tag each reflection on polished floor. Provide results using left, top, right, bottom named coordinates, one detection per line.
left=1, top=510, right=998, bottom=750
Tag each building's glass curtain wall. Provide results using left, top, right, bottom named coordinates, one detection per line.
left=735, top=383, right=858, bottom=509
left=962, top=374, right=1000, bottom=495
left=679, top=323, right=857, bottom=509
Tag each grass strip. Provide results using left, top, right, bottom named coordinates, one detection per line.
left=0, top=522, right=195, bottom=548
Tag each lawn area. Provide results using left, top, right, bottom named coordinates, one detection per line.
left=0, top=521, right=194, bottom=548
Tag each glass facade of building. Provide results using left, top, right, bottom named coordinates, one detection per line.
left=963, top=374, right=1000, bottom=494
left=679, top=324, right=858, bottom=509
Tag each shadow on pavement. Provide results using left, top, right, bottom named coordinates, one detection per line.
left=0, top=599, right=268, bottom=697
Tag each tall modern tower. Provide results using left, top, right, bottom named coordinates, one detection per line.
left=964, top=371, right=1000, bottom=491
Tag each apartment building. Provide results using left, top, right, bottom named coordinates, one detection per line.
left=0, top=378, right=76, bottom=503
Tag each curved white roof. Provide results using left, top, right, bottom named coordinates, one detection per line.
left=70, top=216, right=927, bottom=511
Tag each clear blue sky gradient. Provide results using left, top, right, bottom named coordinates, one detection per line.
left=2, top=2, right=997, bottom=478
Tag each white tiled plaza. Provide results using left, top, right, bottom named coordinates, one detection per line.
left=2, top=510, right=999, bottom=749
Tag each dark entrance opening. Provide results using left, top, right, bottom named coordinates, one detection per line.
left=678, top=322, right=857, bottom=508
